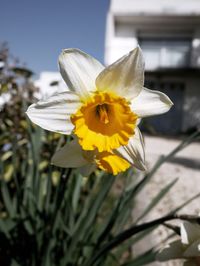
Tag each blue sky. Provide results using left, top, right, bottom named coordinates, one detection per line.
left=2, top=0, right=110, bottom=76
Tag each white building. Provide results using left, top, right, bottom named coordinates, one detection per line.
left=0, top=72, right=65, bottom=110
left=34, top=71, right=66, bottom=100
left=105, top=0, right=200, bottom=134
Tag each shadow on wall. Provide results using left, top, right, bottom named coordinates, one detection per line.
left=167, top=156, right=200, bottom=170
left=183, top=95, right=200, bottom=132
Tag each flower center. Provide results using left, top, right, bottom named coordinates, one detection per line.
left=96, top=104, right=109, bottom=124
left=71, top=92, right=138, bottom=152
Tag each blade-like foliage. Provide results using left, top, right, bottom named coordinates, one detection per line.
left=0, top=46, right=199, bottom=265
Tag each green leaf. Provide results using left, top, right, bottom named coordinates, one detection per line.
left=169, top=191, right=200, bottom=215
left=1, top=151, right=13, bottom=161
left=135, top=178, right=178, bottom=223
left=0, top=219, right=11, bottom=238
left=4, top=164, right=14, bottom=181
left=63, top=174, right=116, bottom=264
left=72, top=174, right=82, bottom=213
left=1, top=180, right=15, bottom=217
left=0, top=83, right=9, bottom=93
left=11, top=259, right=21, bottom=266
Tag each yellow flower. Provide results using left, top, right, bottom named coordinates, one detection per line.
left=26, top=47, right=173, bottom=175
left=71, top=91, right=138, bottom=152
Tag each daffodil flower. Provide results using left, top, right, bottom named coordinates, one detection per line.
left=157, top=221, right=200, bottom=265
left=26, top=47, right=173, bottom=175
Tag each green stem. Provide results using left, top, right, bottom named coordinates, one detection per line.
left=86, top=213, right=200, bottom=266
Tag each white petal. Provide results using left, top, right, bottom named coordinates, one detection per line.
left=51, top=140, right=88, bottom=168
left=59, top=49, right=104, bottom=98
left=96, top=46, right=144, bottom=100
left=26, top=91, right=80, bottom=134
left=181, top=222, right=200, bottom=244
left=136, top=118, right=141, bottom=126
left=156, top=240, right=184, bottom=261
left=114, top=127, right=146, bottom=171
left=183, top=239, right=200, bottom=257
left=131, top=87, right=173, bottom=117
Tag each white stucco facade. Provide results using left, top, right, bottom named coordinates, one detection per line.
left=105, top=0, right=200, bottom=133
left=105, top=0, right=200, bottom=67
left=34, top=71, right=66, bottom=100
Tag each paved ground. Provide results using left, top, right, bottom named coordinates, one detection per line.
left=133, top=134, right=200, bottom=266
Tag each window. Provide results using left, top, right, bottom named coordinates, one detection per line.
left=140, top=38, right=191, bottom=69
left=115, top=22, right=135, bottom=38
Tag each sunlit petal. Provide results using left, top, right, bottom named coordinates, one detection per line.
left=181, top=221, right=200, bottom=245
left=26, top=91, right=80, bottom=134
left=96, top=151, right=130, bottom=175
left=131, top=87, right=173, bottom=117
left=59, top=48, right=104, bottom=98
left=96, top=46, right=144, bottom=100
left=115, top=127, right=146, bottom=171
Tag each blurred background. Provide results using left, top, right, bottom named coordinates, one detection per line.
left=105, top=0, right=200, bottom=135
left=104, top=1, right=200, bottom=264
left=1, top=0, right=200, bottom=265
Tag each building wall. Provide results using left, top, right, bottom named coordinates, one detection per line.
left=110, top=0, right=200, bottom=15
left=144, top=72, right=200, bottom=132
left=105, top=4, right=200, bottom=67
left=105, top=0, right=200, bottom=133
left=184, top=77, right=200, bottom=131
left=34, top=72, right=66, bottom=100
